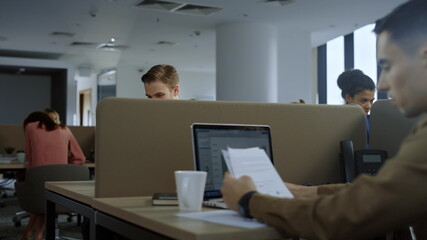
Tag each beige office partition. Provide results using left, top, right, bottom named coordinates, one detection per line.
left=68, top=126, right=95, bottom=159
left=0, top=125, right=25, bottom=154
left=95, top=98, right=366, bottom=198
left=370, top=99, right=425, bottom=158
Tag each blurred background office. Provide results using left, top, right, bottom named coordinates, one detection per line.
left=0, top=0, right=405, bottom=126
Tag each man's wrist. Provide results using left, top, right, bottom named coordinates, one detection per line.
left=237, top=191, right=258, bottom=218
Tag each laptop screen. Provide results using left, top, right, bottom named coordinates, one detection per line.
left=191, top=123, right=273, bottom=198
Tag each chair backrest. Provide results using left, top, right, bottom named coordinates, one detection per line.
left=370, top=99, right=425, bottom=158
left=15, top=164, right=90, bottom=214
left=95, top=98, right=367, bottom=197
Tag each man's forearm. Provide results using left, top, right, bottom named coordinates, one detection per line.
left=285, top=182, right=318, bottom=198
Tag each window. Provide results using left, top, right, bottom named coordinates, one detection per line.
left=326, top=36, right=344, bottom=105
left=354, top=24, right=377, bottom=86
left=319, top=23, right=381, bottom=104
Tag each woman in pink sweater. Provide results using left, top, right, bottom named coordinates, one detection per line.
left=22, top=111, right=85, bottom=240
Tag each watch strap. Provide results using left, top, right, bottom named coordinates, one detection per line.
left=238, top=191, right=257, bottom=218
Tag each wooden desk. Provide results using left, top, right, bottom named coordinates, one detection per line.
left=45, top=182, right=283, bottom=240
left=92, top=196, right=282, bottom=240
left=0, top=164, right=25, bottom=170
left=45, top=181, right=95, bottom=205
left=0, top=162, right=95, bottom=179
left=0, top=159, right=25, bottom=170
left=45, top=181, right=96, bottom=240
left=0, top=162, right=95, bottom=170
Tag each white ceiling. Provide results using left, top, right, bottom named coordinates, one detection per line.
left=0, top=0, right=407, bottom=74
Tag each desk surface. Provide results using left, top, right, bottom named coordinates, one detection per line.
left=45, top=180, right=95, bottom=205
left=0, top=163, right=25, bottom=169
left=45, top=181, right=282, bottom=240
left=0, top=162, right=95, bottom=170
left=92, top=196, right=282, bottom=240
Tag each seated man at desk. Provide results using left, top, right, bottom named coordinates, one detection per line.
left=141, top=64, right=180, bottom=99
left=221, top=1, right=427, bottom=239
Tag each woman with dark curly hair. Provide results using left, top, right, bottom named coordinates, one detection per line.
left=337, top=69, right=376, bottom=115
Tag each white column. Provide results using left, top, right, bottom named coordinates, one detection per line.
left=216, top=23, right=277, bottom=102
left=277, top=29, right=313, bottom=103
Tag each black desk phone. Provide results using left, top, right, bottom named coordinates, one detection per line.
left=340, top=140, right=388, bottom=182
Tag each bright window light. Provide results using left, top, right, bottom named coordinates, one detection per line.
left=354, top=23, right=377, bottom=85
left=326, top=36, right=344, bottom=105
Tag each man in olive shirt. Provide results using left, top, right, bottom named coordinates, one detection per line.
left=221, top=1, right=427, bottom=239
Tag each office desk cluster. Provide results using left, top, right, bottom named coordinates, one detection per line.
left=42, top=98, right=412, bottom=240
left=77, top=98, right=370, bottom=239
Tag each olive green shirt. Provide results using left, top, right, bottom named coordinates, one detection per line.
left=250, top=117, right=427, bottom=240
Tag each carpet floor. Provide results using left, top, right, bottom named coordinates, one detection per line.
left=0, top=192, right=83, bottom=240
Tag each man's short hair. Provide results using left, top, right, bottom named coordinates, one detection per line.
left=141, top=64, right=179, bottom=90
left=374, top=0, right=427, bottom=55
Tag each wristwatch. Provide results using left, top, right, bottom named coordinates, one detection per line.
left=238, top=191, right=258, bottom=218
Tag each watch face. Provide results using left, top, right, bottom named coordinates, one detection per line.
left=238, top=204, right=246, bottom=217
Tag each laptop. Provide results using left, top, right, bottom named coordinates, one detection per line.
left=191, top=123, right=274, bottom=209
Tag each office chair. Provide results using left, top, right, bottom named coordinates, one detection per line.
left=0, top=170, right=20, bottom=208
left=0, top=177, right=14, bottom=208
left=15, top=164, right=90, bottom=239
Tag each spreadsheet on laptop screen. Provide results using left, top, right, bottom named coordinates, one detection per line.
left=192, top=124, right=273, bottom=198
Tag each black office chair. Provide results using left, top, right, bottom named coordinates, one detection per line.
left=0, top=177, right=14, bottom=208
left=15, top=164, right=90, bottom=239
left=0, top=169, right=21, bottom=208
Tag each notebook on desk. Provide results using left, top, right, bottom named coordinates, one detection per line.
left=191, top=123, right=274, bottom=209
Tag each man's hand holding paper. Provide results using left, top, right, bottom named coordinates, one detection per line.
left=221, top=147, right=294, bottom=211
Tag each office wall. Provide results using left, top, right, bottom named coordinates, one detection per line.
left=50, top=70, right=68, bottom=123
left=115, top=64, right=144, bottom=98
left=0, top=57, right=76, bottom=125
left=176, top=70, right=216, bottom=100
left=0, top=73, right=51, bottom=124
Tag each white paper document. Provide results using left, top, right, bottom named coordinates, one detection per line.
left=222, top=147, right=294, bottom=198
left=176, top=210, right=267, bottom=229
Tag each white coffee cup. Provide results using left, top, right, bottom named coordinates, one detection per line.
left=16, top=152, right=25, bottom=163
left=175, top=170, right=207, bottom=211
